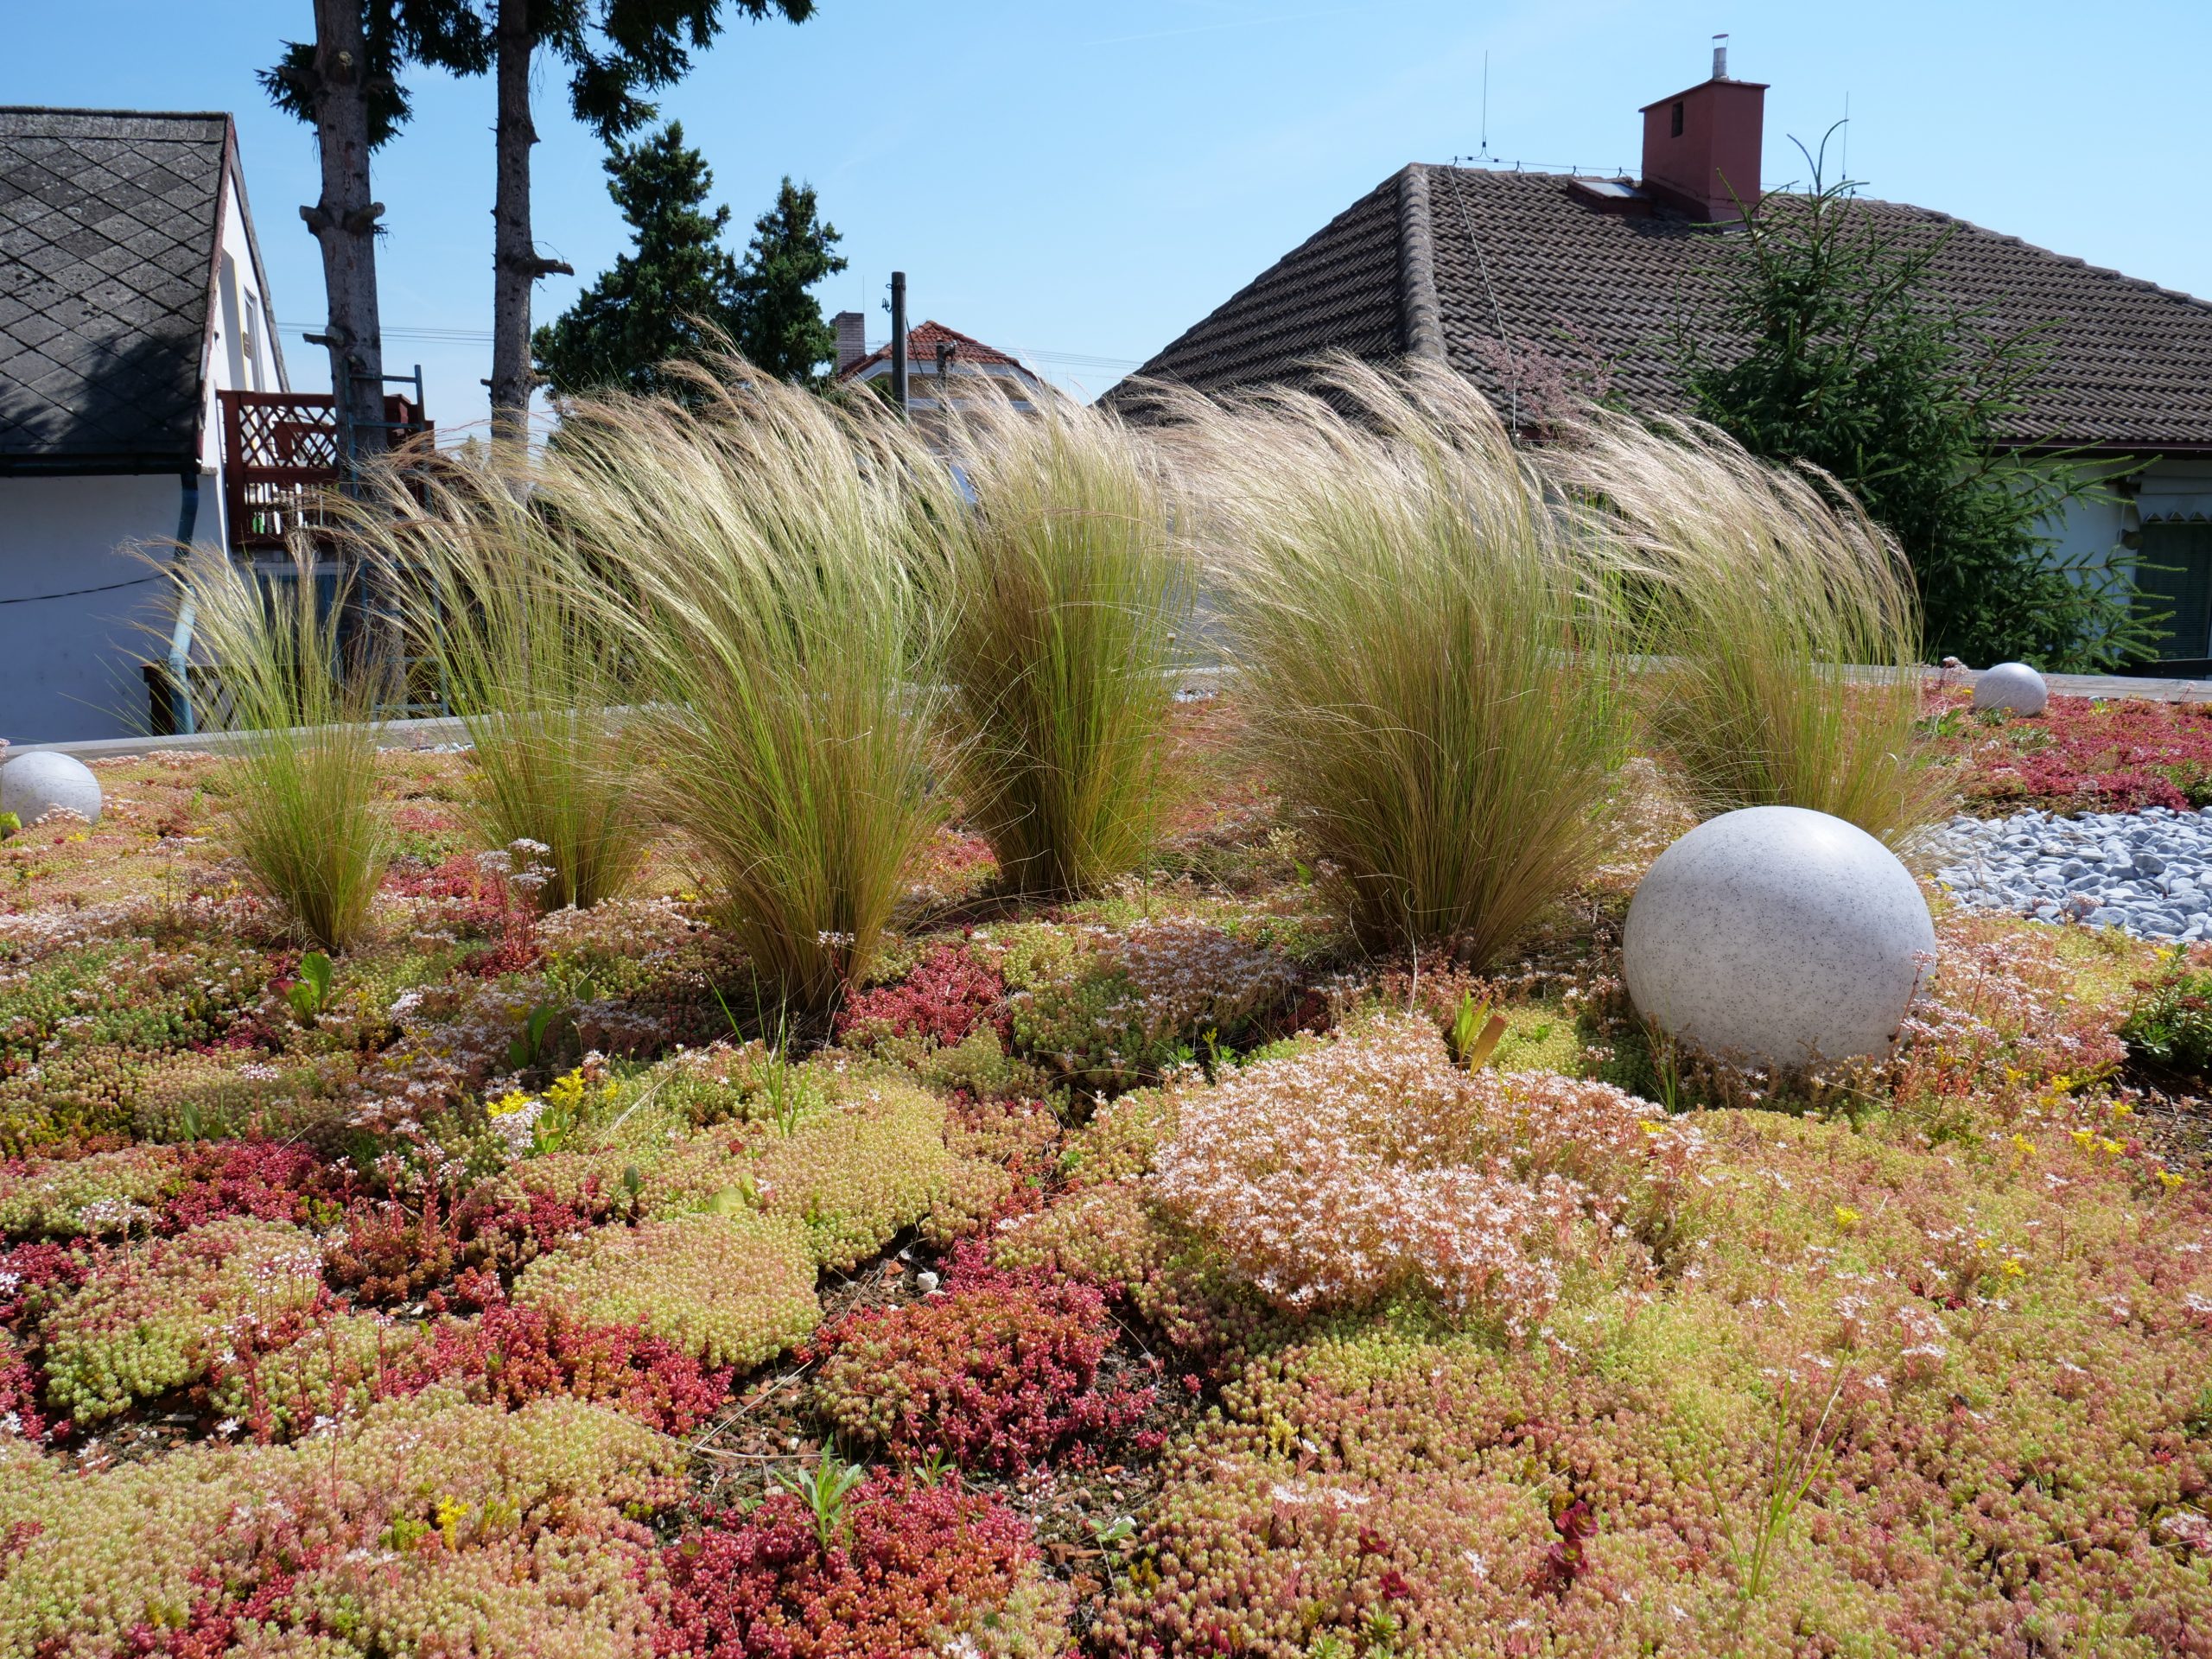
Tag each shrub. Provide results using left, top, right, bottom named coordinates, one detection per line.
left=341, top=450, right=652, bottom=912
left=535, top=366, right=963, bottom=1012
left=511, top=1210, right=818, bottom=1370
left=935, top=391, right=1194, bottom=895
left=654, top=1473, right=1071, bottom=1657
left=1167, top=358, right=1631, bottom=959
left=812, top=1247, right=1154, bottom=1473
left=167, top=549, right=392, bottom=951
left=1552, top=411, right=1947, bottom=847
left=40, top=1218, right=325, bottom=1422
left=1151, top=1015, right=1694, bottom=1334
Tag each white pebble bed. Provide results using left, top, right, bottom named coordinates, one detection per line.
left=1928, top=806, right=2212, bottom=941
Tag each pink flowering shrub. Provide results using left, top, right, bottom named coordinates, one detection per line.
left=1152, top=1016, right=1696, bottom=1334
left=810, top=1242, right=1156, bottom=1472
left=653, top=1474, right=1070, bottom=1657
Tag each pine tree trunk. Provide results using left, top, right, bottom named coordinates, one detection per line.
left=488, top=0, right=565, bottom=451
left=303, top=0, right=387, bottom=465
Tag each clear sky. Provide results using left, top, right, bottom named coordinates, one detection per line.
left=7, top=1, right=2208, bottom=434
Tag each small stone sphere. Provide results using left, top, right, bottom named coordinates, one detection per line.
left=1973, top=661, right=2049, bottom=716
left=0, top=751, right=103, bottom=827
left=1624, top=805, right=1936, bottom=1070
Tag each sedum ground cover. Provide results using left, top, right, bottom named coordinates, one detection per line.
left=0, top=702, right=2209, bottom=1658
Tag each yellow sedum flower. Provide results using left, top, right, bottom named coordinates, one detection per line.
left=1834, top=1206, right=1861, bottom=1228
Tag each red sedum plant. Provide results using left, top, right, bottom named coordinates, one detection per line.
left=810, top=1243, right=1156, bottom=1473
left=653, top=1473, right=1070, bottom=1657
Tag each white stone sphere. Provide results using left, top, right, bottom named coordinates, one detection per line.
left=1624, top=805, right=1935, bottom=1069
left=1973, top=661, right=2048, bottom=716
left=0, top=751, right=102, bottom=827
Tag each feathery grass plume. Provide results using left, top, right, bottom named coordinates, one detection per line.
left=161, top=549, right=391, bottom=950
left=532, top=359, right=960, bottom=1014
left=933, top=385, right=1194, bottom=895
left=1158, top=356, right=1631, bottom=961
left=1550, top=414, right=1946, bottom=847
left=335, top=449, right=650, bottom=911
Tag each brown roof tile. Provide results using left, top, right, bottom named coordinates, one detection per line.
left=1116, top=163, right=2212, bottom=453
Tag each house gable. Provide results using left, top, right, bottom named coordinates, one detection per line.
left=0, top=107, right=233, bottom=474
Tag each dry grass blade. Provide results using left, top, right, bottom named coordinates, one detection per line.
left=335, top=449, right=652, bottom=912
left=934, top=386, right=1194, bottom=896
left=157, top=548, right=392, bottom=951
left=1551, top=415, right=1947, bottom=848
left=1159, top=356, right=1631, bottom=962
left=531, top=359, right=960, bottom=1014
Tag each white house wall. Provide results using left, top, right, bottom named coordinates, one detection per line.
left=0, top=157, right=283, bottom=745
left=0, top=473, right=187, bottom=743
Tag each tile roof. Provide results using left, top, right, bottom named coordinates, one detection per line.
left=0, top=108, right=232, bottom=471
left=836, top=319, right=1039, bottom=385
left=1115, top=163, right=2212, bottom=453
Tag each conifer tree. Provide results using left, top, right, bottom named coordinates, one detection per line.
left=731, top=177, right=847, bottom=385
left=533, top=122, right=744, bottom=398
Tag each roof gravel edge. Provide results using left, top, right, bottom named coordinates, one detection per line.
left=1396, top=163, right=1446, bottom=363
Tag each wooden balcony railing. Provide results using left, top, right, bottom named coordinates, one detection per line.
left=216, top=390, right=433, bottom=552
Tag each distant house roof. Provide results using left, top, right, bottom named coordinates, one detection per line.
left=1114, top=163, right=2212, bottom=454
left=836, top=320, right=1039, bottom=385
left=0, top=107, right=279, bottom=474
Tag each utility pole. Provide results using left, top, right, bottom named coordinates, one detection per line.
left=889, top=270, right=908, bottom=413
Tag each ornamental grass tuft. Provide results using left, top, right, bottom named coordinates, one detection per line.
left=163, top=548, right=392, bottom=951
left=335, top=448, right=652, bottom=912
left=934, top=387, right=1195, bottom=896
left=531, top=361, right=963, bottom=1014
left=1162, top=357, right=1632, bottom=961
left=1549, top=413, right=1947, bottom=847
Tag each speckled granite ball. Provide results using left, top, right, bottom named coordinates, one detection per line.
left=1973, top=661, right=2049, bottom=716
left=1624, top=805, right=1935, bottom=1069
left=0, top=751, right=102, bottom=828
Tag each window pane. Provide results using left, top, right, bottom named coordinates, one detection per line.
left=2133, top=522, right=2212, bottom=660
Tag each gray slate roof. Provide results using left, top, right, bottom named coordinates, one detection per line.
left=1116, top=164, right=2212, bottom=454
left=0, top=108, right=233, bottom=472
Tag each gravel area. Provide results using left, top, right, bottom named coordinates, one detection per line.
left=1929, top=806, right=2212, bottom=940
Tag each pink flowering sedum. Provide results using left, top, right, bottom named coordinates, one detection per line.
left=1153, top=1016, right=1693, bottom=1332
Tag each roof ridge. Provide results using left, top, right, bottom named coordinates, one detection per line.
left=0, top=106, right=232, bottom=122
left=1395, top=164, right=1446, bottom=363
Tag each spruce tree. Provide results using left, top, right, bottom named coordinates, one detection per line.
left=732, top=178, right=848, bottom=385
left=1681, top=137, right=2151, bottom=671
left=533, top=122, right=745, bottom=398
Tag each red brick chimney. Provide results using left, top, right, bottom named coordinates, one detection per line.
left=1638, top=37, right=1767, bottom=221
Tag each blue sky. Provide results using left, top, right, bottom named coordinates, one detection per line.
left=8, top=1, right=2208, bottom=432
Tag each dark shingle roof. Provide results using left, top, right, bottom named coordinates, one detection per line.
left=0, top=108, right=232, bottom=471
left=1117, top=163, right=2212, bottom=453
